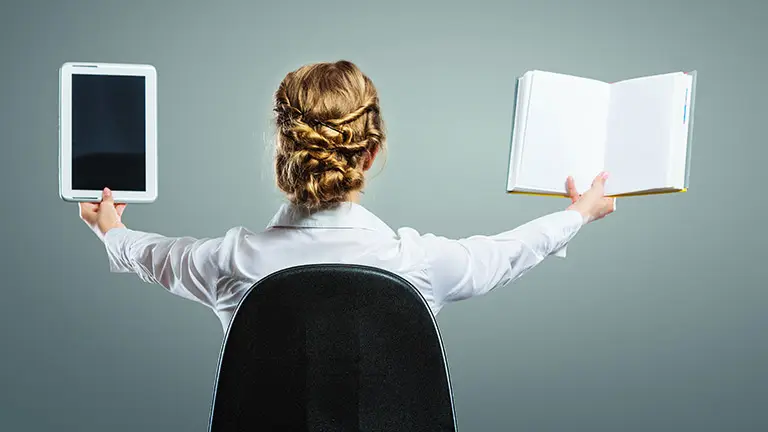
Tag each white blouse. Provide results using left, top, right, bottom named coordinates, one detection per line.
left=102, top=202, right=585, bottom=330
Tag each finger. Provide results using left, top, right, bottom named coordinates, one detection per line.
left=115, top=203, right=127, bottom=217
left=566, top=176, right=580, bottom=202
left=590, top=171, right=608, bottom=195
left=78, top=202, right=98, bottom=216
left=591, top=171, right=609, bottom=190
left=79, top=202, right=98, bottom=212
left=78, top=202, right=98, bottom=223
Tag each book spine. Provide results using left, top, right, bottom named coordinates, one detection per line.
left=683, top=71, right=698, bottom=189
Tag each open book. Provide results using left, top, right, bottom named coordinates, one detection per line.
left=506, top=70, right=697, bottom=197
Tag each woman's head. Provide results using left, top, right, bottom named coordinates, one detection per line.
left=273, top=60, right=385, bottom=210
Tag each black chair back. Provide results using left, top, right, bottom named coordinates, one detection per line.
left=209, top=264, right=458, bottom=431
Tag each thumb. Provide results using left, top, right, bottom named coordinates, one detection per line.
left=101, top=187, right=116, bottom=209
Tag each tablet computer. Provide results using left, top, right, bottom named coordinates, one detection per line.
left=59, top=62, right=158, bottom=203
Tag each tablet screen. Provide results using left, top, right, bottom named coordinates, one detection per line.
left=71, top=74, right=146, bottom=192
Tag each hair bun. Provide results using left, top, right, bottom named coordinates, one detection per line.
left=273, top=61, right=385, bottom=210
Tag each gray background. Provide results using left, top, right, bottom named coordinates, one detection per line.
left=1, top=0, right=766, bottom=430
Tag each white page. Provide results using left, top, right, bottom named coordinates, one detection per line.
left=604, top=73, right=681, bottom=195
left=515, top=71, right=610, bottom=194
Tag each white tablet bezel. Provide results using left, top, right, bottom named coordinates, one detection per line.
left=59, top=62, right=158, bottom=203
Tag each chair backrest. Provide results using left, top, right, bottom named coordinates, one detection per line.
left=209, top=264, right=458, bottom=432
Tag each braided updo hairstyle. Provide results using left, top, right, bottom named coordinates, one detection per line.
left=273, top=60, right=385, bottom=211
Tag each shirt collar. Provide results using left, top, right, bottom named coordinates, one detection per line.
left=266, top=201, right=395, bottom=234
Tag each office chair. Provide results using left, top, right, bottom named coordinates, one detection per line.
left=208, top=264, right=458, bottom=432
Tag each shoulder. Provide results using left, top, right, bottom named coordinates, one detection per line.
left=394, top=226, right=455, bottom=251
left=390, top=226, right=464, bottom=267
left=221, top=225, right=281, bottom=240
left=212, top=226, right=272, bottom=257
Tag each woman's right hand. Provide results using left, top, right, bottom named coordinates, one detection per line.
left=566, top=172, right=616, bottom=224
left=78, top=187, right=127, bottom=240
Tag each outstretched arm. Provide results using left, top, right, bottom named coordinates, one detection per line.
left=101, top=227, right=243, bottom=308
left=417, top=173, right=616, bottom=306
left=78, top=188, right=238, bottom=309
left=415, top=209, right=585, bottom=304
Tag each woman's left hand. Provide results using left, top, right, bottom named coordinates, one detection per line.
left=79, top=187, right=127, bottom=239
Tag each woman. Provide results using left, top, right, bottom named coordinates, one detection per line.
left=79, top=60, right=615, bottom=331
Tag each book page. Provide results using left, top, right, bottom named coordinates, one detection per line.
left=515, top=71, right=610, bottom=194
left=604, top=73, right=682, bottom=195
left=506, top=76, right=531, bottom=190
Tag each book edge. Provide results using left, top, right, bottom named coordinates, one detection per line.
left=505, top=77, right=522, bottom=191
left=507, top=188, right=687, bottom=198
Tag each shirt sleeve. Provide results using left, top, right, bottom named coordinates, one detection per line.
left=416, top=210, right=585, bottom=305
left=101, top=226, right=242, bottom=309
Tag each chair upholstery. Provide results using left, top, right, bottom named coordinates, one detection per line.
left=208, top=264, right=458, bottom=431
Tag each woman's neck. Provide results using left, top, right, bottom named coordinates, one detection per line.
left=346, top=190, right=362, bottom=204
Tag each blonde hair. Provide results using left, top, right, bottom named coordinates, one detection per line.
left=273, top=60, right=385, bottom=210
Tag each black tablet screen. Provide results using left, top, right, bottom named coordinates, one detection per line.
left=71, top=74, right=146, bottom=191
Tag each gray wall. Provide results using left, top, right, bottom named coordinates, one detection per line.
left=1, top=0, right=766, bottom=430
